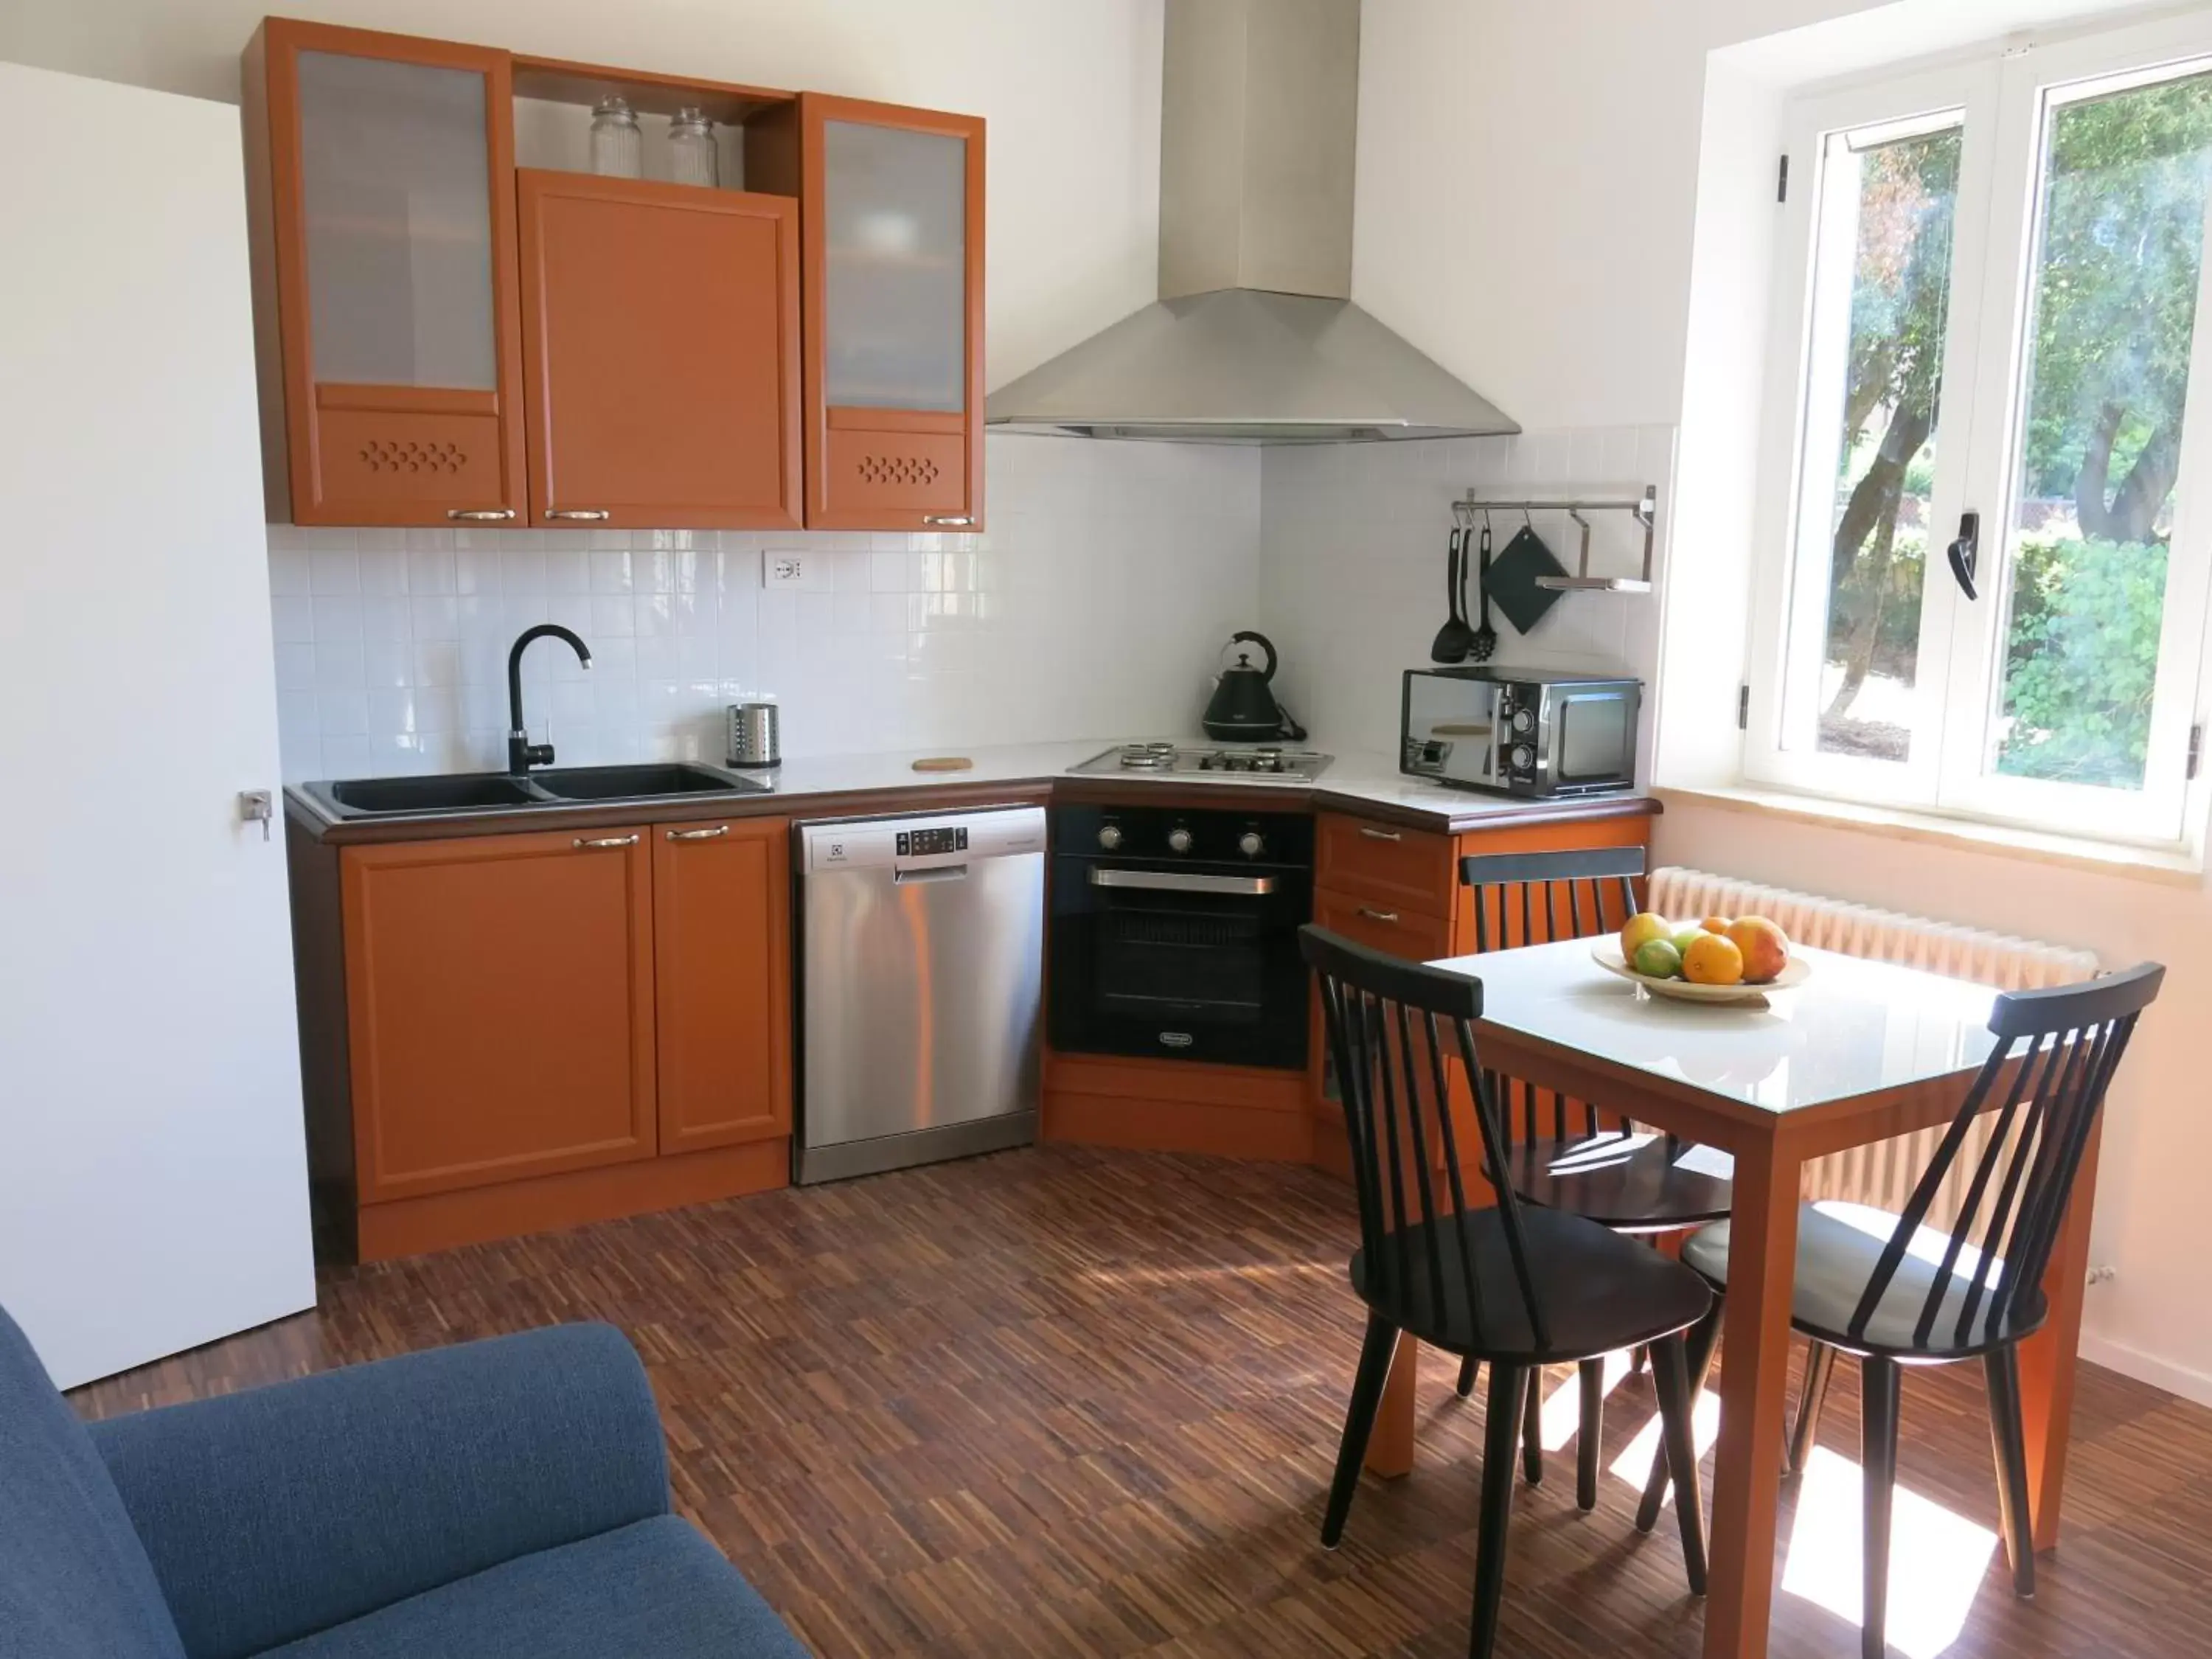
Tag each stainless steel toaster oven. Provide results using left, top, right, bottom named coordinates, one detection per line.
left=1401, top=667, right=1641, bottom=798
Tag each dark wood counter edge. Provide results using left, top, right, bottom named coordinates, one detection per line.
left=1308, top=787, right=1660, bottom=835
left=288, top=776, right=1660, bottom=845
left=285, top=777, right=1055, bottom=844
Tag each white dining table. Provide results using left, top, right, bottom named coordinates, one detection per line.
left=1355, top=938, right=2098, bottom=1659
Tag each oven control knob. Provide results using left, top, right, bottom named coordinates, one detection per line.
left=1238, top=830, right=1265, bottom=858
left=1512, top=744, right=1536, bottom=771
left=1167, top=825, right=1194, bottom=854
left=1097, top=824, right=1124, bottom=852
left=1511, top=708, right=1535, bottom=734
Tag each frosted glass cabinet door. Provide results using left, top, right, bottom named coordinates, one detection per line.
left=249, top=20, right=526, bottom=526
left=822, top=119, right=966, bottom=413
left=799, top=95, right=984, bottom=532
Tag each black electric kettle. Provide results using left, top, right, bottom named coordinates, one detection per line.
left=1201, top=630, right=1307, bottom=742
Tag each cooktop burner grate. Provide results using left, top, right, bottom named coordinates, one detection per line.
left=1069, top=743, right=1335, bottom=782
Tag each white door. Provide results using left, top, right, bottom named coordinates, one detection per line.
left=0, top=62, right=315, bottom=1389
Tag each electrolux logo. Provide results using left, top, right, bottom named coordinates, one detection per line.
left=1158, top=1032, right=1194, bottom=1048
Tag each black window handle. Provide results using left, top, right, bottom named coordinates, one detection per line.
left=1947, top=511, right=1980, bottom=600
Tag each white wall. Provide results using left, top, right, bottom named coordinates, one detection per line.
left=274, top=435, right=1260, bottom=780
left=1259, top=426, right=1674, bottom=759
left=1322, top=0, right=2212, bottom=1402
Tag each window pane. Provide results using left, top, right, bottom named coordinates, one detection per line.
left=1787, top=124, right=1962, bottom=762
left=1991, top=71, right=2212, bottom=791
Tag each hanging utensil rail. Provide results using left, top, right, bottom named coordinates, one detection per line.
left=1451, top=484, right=1657, bottom=592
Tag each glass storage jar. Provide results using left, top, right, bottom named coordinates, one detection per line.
left=668, top=106, right=719, bottom=187
left=588, top=96, right=642, bottom=178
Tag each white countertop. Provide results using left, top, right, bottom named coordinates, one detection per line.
left=1429, top=938, right=2003, bottom=1114
left=731, top=737, right=1654, bottom=831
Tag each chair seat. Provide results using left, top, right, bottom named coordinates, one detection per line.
left=1682, top=1200, right=2049, bottom=1360
left=1505, top=1133, right=1733, bottom=1231
left=1352, top=1204, right=1712, bottom=1366
left=254, top=1517, right=808, bottom=1659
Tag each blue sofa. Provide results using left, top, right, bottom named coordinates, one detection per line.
left=0, top=1306, right=808, bottom=1657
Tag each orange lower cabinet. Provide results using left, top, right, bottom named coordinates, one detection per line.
left=341, top=827, right=657, bottom=1203
left=652, top=817, right=792, bottom=1152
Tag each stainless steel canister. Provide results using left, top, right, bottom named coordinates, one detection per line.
left=727, top=700, right=781, bottom=767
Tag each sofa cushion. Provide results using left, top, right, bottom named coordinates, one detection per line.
left=0, top=1304, right=186, bottom=1659
left=89, top=1322, right=671, bottom=1659
left=251, top=1516, right=808, bottom=1658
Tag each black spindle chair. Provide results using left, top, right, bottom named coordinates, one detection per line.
left=1661, top=961, right=2164, bottom=1659
left=1457, top=847, right=1736, bottom=1509
left=1304, top=925, right=1714, bottom=1658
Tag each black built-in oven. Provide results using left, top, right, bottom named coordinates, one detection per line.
left=1049, top=803, right=1313, bottom=1069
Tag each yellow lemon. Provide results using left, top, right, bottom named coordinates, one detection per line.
left=1682, top=932, right=1745, bottom=987
left=1620, top=912, right=1672, bottom=960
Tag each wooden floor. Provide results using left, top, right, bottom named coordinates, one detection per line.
left=74, top=1147, right=2212, bottom=1658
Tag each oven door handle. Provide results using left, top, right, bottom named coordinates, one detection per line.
left=1087, top=868, right=1278, bottom=897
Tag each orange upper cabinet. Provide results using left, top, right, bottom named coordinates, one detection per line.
left=516, top=172, right=801, bottom=529
left=757, top=95, right=986, bottom=532
left=244, top=20, right=527, bottom=526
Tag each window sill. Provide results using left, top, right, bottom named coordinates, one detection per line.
left=1652, top=782, right=2206, bottom=887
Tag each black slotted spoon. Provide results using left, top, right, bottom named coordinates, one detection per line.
left=1468, top=515, right=1498, bottom=661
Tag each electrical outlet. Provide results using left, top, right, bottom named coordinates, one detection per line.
left=762, top=549, right=832, bottom=591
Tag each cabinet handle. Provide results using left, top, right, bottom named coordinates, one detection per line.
left=546, top=509, right=611, bottom=521
left=446, top=508, right=517, bottom=522
left=666, top=825, right=729, bottom=841
left=573, top=833, right=640, bottom=849
left=1357, top=906, right=1401, bottom=925
left=1358, top=826, right=1403, bottom=843
left=922, top=515, right=975, bottom=527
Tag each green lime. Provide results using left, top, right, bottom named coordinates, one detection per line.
left=1669, top=928, right=1705, bottom=958
left=1632, top=939, right=1683, bottom=979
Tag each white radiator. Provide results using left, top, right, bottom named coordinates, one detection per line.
left=1646, top=866, right=2099, bottom=1221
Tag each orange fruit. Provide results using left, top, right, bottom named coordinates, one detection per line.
left=1682, top=932, right=1745, bottom=986
left=1725, top=916, right=1790, bottom=984
left=1700, top=916, right=1733, bottom=935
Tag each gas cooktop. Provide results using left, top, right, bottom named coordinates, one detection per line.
left=1068, top=741, right=1335, bottom=782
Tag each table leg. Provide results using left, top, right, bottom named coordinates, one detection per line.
left=2020, top=1116, right=2101, bottom=1551
left=1701, top=1136, right=1801, bottom=1659
left=1364, top=1331, right=1421, bottom=1478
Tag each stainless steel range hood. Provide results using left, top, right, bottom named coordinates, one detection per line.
left=987, top=0, right=1516, bottom=445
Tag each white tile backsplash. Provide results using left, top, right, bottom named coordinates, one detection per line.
left=271, top=434, right=1262, bottom=782
left=1256, top=425, right=1678, bottom=759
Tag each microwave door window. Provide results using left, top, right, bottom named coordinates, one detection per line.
left=1557, top=695, right=1630, bottom=780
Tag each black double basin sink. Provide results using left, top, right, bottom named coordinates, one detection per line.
left=314, top=762, right=770, bottom=820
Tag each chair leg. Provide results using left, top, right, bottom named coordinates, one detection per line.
left=1861, top=1356, right=1902, bottom=1659
left=1321, top=1311, right=1400, bottom=1548
left=1638, top=1301, right=1723, bottom=1532
left=1457, top=1356, right=1479, bottom=1399
left=1983, top=1345, right=2037, bottom=1599
left=1520, top=1363, right=1545, bottom=1485
left=1470, top=1361, right=1530, bottom=1659
left=1788, top=1340, right=1837, bottom=1478
left=1648, top=1334, right=1709, bottom=1595
left=1576, top=1358, right=1604, bottom=1511
left=1632, top=1343, right=1649, bottom=1375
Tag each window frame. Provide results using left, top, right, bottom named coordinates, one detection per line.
left=1741, top=13, right=2212, bottom=853
left=1743, top=64, right=2000, bottom=811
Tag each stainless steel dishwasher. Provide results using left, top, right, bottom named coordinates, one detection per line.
left=796, top=805, right=1048, bottom=1183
